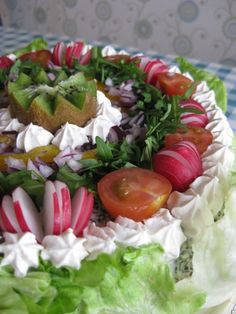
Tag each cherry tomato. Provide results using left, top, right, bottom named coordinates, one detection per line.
left=104, top=54, right=131, bottom=64
left=157, top=72, right=193, bottom=96
left=98, top=167, right=172, bottom=221
left=19, top=49, right=52, bottom=68
left=164, top=126, right=213, bottom=155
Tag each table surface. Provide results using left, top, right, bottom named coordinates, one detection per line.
left=0, top=26, right=235, bottom=131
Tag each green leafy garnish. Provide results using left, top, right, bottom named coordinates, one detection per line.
left=0, top=244, right=206, bottom=314
left=12, top=38, right=48, bottom=57
left=176, top=57, right=227, bottom=112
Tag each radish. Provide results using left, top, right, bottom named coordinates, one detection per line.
left=0, top=56, right=14, bottom=69
left=143, top=59, right=168, bottom=85
left=54, top=180, right=71, bottom=233
left=180, top=99, right=208, bottom=127
left=42, top=180, right=61, bottom=235
left=134, top=57, right=168, bottom=86
left=80, top=49, right=92, bottom=65
left=71, top=187, right=94, bottom=236
left=74, top=192, right=94, bottom=236
left=65, top=41, right=84, bottom=68
left=0, top=195, right=22, bottom=233
left=52, top=42, right=66, bottom=66
left=153, top=141, right=203, bottom=192
left=12, top=187, right=43, bottom=241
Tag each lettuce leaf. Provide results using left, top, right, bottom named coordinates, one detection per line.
left=0, top=244, right=206, bottom=314
left=176, top=57, right=227, bottom=113
left=190, top=186, right=236, bottom=309
left=12, top=38, right=48, bottom=57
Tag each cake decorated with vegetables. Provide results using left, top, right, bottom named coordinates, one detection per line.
left=0, top=39, right=235, bottom=314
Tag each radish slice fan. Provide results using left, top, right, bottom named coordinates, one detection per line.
left=12, top=187, right=44, bottom=242
left=153, top=141, right=203, bottom=192
left=52, top=41, right=92, bottom=67
left=71, top=187, right=94, bottom=236
left=136, top=56, right=168, bottom=86
left=0, top=181, right=94, bottom=240
left=180, top=99, right=208, bottom=127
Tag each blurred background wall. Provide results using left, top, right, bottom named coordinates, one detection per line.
left=0, top=0, right=236, bottom=65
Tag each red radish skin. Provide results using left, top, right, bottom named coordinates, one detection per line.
left=43, top=181, right=61, bottom=236
left=75, top=192, right=94, bottom=236
left=54, top=180, right=71, bottom=233
left=0, top=211, right=4, bottom=231
left=136, top=57, right=168, bottom=86
left=143, top=60, right=168, bottom=85
left=153, top=141, right=203, bottom=192
left=80, top=49, right=92, bottom=65
left=71, top=187, right=88, bottom=232
left=71, top=187, right=94, bottom=236
left=66, top=42, right=84, bottom=68
left=12, top=187, right=43, bottom=241
left=52, top=42, right=66, bottom=66
left=180, top=99, right=208, bottom=127
left=0, top=56, right=14, bottom=69
left=0, top=196, right=22, bottom=233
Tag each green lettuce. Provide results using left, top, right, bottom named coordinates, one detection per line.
left=176, top=57, right=227, bottom=113
left=12, top=38, right=48, bottom=57
left=189, top=186, right=236, bottom=310
left=0, top=244, right=206, bottom=314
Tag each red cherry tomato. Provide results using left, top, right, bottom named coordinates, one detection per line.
left=164, top=126, right=213, bottom=155
left=157, top=72, right=193, bottom=96
left=104, top=54, right=132, bottom=64
left=19, top=49, right=52, bottom=68
left=97, top=167, right=172, bottom=221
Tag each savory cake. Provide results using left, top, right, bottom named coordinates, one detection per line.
left=0, top=39, right=235, bottom=314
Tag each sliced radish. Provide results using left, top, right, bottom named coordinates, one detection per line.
left=12, top=187, right=43, bottom=241
left=71, top=187, right=94, bottom=236
left=153, top=141, right=202, bottom=192
left=180, top=99, right=208, bottom=127
left=0, top=195, right=22, bottom=233
left=71, top=187, right=88, bottom=231
left=65, top=41, right=84, bottom=68
left=75, top=192, right=94, bottom=236
left=144, top=59, right=168, bottom=85
left=42, top=180, right=61, bottom=236
left=54, top=180, right=71, bottom=233
left=0, top=56, right=14, bottom=69
left=52, top=42, right=66, bottom=66
left=135, top=56, right=151, bottom=69
left=80, top=49, right=92, bottom=65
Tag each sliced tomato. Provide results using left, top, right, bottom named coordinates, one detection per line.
left=164, top=126, right=213, bottom=155
left=19, top=49, right=52, bottom=68
left=157, top=72, right=193, bottom=96
left=97, top=167, right=172, bottom=221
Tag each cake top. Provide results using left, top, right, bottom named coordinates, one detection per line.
left=0, top=38, right=235, bottom=314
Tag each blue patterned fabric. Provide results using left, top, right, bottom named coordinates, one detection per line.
left=0, top=26, right=235, bottom=131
